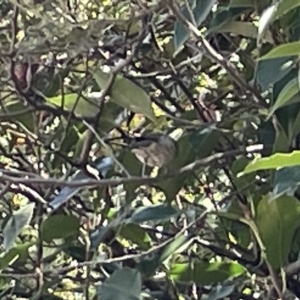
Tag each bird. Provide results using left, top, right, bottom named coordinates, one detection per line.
left=129, top=132, right=177, bottom=171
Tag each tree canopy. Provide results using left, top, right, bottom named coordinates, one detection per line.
left=1, top=0, right=300, bottom=299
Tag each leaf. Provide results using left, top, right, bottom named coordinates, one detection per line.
left=274, top=0, right=300, bottom=20
left=267, top=78, right=300, bottom=118
left=97, top=268, right=142, bottom=300
left=229, top=0, right=253, bottom=7
left=258, top=41, right=300, bottom=60
left=137, top=234, right=191, bottom=277
left=169, top=261, right=245, bottom=285
left=212, top=21, right=273, bottom=43
left=130, top=205, right=179, bottom=224
left=41, top=215, right=80, bottom=242
left=257, top=2, right=279, bottom=47
left=273, top=166, right=300, bottom=196
left=255, top=194, right=300, bottom=269
left=255, top=57, right=295, bottom=92
left=239, top=151, right=300, bottom=176
left=93, top=69, right=155, bottom=122
left=208, top=7, right=249, bottom=32
left=174, top=0, right=217, bottom=54
left=47, top=93, right=100, bottom=117
left=119, top=223, right=151, bottom=250
left=0, top=100, right=35, bottom=131
left=3, top=203, right=35, bottom=251
left=0, top=242, right=33, bottom=270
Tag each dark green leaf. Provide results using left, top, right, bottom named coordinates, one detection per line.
left=41, top=215, right=80, bottom=242
left=174, top=0, right=217, bottom=54
left=119, top=223, right=151, bottom=250
left=137, top=234, right=191, bottom=277
left=273, top=166, right=300, bottom=195
left=130, top=204, right=179, bottom=224
left=255, top=57, right=295, bottom=92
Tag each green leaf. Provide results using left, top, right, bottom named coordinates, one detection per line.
left=229, top=0, right=253, bottom=7
left=119, top=223, right=151, bottom=250
left=0, top=242, right=33, bottom=270
left=273, top=166, right=300, bottom=195
left=212, top=21, right=273, bottom=43
left=267, top=78, right=300, bottom=118
left=137, top=234, right=191, bottom=277
left=239, top=151, right=300, bottom=176
left=0, top=100, right=35, bottom=132
left=255, top=57, right=295, bottom=92
left=208, top=8, right=249, bottom=32
left=130, top=204, right=179, bottom=224
left=274, top=0, right=300, bottom=20
left=174, top=0, right=217, bottom=54
left=257, top=2, right=279, bottom=47
left=93, top=69, right=155, bottom=122
left=41, top=215, right=80, bottom=242
left=258, top=41, right=300, bottom=60
left=3, top=203, right=35, bottom=251
left=255, top=194, right=300, bottom=269
left=169, top=261, right=245, bottom=285
left=47, top=93, right=100, bottom=117
left=97, top=268, right=142, bottom=300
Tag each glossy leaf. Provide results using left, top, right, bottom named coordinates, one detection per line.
left=255, top=57, right=295, bottom=91
left=273, top=166, right=300, bottom=196
left=267, top=78, right=300, bottom=118
left=47, top=93, right=100, bottom=117
left=274, top=0, right=300, bottom=20
left=174, top=0, right=217, bottom=54
left=169, top=261, right=245, bottom=285
left=93, top=69, right=155, bottom=122
left=3, top=203, right=35, bottom=251
left=130, top=204, right=179, bottom=224
left=239, top=151, right=300, bottom=176
left=41, top=215, right=80, bottom=242
left=255, top=194, right=300, bottom=269
left=97, top=268, right=142, bottom=300
left=258, top=41, right=300, bottom=60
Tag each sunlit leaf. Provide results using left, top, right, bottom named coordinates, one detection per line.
left=169, top=261, right=245, bottom=285
left=239, top=151, right=300, bottom=176
left=256, top=194, right=300, bottom=269
left=93, top=69, right=155, bottom=122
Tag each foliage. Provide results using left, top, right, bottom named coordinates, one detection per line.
left=1, top=0, right=300, bottom=299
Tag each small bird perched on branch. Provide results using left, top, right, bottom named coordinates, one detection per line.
left=129, top=132, right=177, bottom=169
